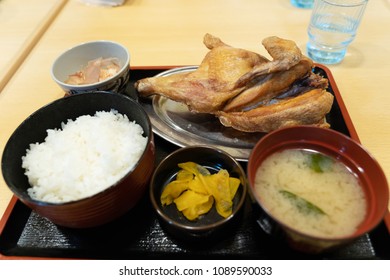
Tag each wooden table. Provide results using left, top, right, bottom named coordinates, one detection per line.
left=0, top=0, right=67, bottom=92
left=1, top=0, right=390, bottom=221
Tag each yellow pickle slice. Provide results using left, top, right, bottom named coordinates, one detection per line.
left=160, top=161, right=241, bottom=221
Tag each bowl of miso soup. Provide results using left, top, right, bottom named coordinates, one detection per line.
left=247, top=125, right=389, bottom=254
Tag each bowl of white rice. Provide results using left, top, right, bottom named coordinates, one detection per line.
left=247, top=126, right=389, bottom=253
left=1, top=92, right=155, bottom=228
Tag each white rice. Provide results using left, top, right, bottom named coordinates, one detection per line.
left=254, top=149, right=367, bottom=238
left=22, top=110, right=147, bottom=203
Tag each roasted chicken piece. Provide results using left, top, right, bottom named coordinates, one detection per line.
left=136, top=34, right=268, bottom=113
left=135, top=34, right=333, bottom=133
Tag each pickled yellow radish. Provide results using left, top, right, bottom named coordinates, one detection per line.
left=160, top=162, right=241, bottom=220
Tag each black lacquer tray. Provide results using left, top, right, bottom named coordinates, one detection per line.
left=1, top=65, right=389, bottom=259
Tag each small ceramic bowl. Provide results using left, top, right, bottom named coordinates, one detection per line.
left=51, top=40, right=130, bottom=95
left=1, top=92, right=155, bottom=228
left=247, top=125, right=389, bottom=253
left=150, top=146, right=248, bottom=241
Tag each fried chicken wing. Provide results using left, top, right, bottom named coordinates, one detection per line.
left=234, top=36, right=303, bottom=88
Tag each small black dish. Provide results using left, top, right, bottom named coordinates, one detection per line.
left=149, top=145, right=248, bottom=241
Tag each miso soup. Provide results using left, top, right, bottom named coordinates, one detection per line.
left=254, top=149, right=366, bottom=238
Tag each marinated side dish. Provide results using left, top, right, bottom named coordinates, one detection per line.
left=65, top=57, right=121, bottom=85
left=160, top=162, right=241, bottom=221
left=254, top=149, right=367, bottom=238
left=22, top=110, right=147, bottom=203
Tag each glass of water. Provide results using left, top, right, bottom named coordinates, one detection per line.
left=291, top=0, right=314, bottom=9
left=307, top=0, right=368, bottom=64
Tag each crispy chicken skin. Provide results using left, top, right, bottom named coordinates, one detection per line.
left=218, top=89, right=334, bottom=133
left=135, top=34, right=334, bottom=133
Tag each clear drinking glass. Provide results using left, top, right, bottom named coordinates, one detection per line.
left=307, top=0, right=368, bottom=64
left=291, top=0, right=314, bottom=9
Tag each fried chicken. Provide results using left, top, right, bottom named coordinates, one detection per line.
left=135, top=33, right=267, bottom=113
left=135, top=34, right=333, bottom=133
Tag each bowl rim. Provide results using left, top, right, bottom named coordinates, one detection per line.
left=247, top=125, right=389, bottom=242
left=2, top=92, right=153, bottom=207
left=150, top=145, right=248, bottom=232
left=51, top=40, right=130, bottom=89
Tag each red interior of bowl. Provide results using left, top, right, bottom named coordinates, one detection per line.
left=247, top=125, right=389, bottom=240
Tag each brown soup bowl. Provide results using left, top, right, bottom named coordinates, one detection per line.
left=247, top=125, right=389, bottom=253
